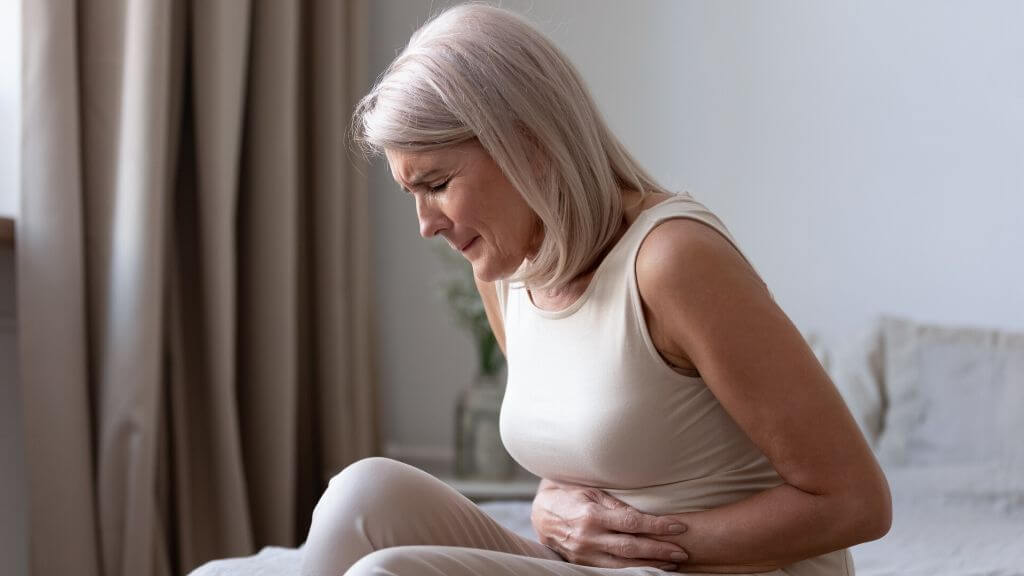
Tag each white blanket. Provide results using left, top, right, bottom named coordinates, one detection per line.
left=189, top=462, right=1024, bottom=576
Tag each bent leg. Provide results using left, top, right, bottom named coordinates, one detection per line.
left=300, top=457, right=561, bottom=576
left=347, top=546, right=676, bottom=576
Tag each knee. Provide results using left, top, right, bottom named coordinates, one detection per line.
left=303, top=458, right=419, bottom=575
left=309, top=457, right=409, bottom=527
left=325, top=457, right=399, bottom=496
left=326, top=457, right=424, bottom=505
left=307, top=457, right=438, bottom=540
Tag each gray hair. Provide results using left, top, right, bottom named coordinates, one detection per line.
left=351, top=2, right=670, bottom=291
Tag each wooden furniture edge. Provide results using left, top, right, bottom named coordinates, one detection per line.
left=0, top=217, right=13, bottom=248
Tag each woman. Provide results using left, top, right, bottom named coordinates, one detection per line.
left=301, top=4, right=891, bottom=575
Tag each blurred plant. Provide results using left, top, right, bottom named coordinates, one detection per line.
left=433, top=240, right=506, bottom=380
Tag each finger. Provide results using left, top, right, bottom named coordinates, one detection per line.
left=597, top=506, right=688, bottom=536
left=593, top=489, right=630, bottom=510
left=591, top=493, right=689, bottom=536
left=594, top=533, right=689, bottom=563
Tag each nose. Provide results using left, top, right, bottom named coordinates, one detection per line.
left=415, top=195, right=451, bottom=238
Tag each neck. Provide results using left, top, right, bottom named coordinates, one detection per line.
left=529, top=188, right=643, bottom=297
left=535, top=211, right=631, bottom=299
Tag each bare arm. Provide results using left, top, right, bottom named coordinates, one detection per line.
left=636, top=219, right=891, bottom=571
left=474, top=277, right=506, bottom=356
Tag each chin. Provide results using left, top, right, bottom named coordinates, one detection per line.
left=470, top=259, right=510, bottom=284
left=470, top=265, right=499, bottom=283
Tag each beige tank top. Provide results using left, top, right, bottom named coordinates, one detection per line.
left=496, top=193, right=853, bottom=576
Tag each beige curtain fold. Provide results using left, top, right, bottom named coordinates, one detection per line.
left=19, top=1, right=377, bottom=575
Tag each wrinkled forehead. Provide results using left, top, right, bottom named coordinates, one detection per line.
left=385, top=145, right=466, bottom=188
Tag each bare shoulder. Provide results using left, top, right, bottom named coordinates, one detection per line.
left=635, top=217, right=768, bottom=314
left=635, top=217, right=772, bottom=368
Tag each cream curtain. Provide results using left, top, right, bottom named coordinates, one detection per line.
left=19, top=1, right=377, bottom=575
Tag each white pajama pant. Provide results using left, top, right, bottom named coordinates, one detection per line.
left=300, top=457, right=681, bottom=576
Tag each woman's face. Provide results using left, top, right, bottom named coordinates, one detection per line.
left=386, top=141, right=540, bottom=282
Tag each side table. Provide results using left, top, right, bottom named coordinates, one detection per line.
left=439, top=476, right=541, bottom=503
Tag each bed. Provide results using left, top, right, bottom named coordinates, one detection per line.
left=191, top=315, right=1024, bottom=575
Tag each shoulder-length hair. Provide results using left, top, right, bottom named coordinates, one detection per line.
left=351, top=2, right=670, bottom=291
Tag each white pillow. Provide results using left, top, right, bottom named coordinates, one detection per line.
left=829, top=320, right=886, bottom=448
left=876, top=316, right=1024, bottom=467
left=803, top=330, right=832, bottom=374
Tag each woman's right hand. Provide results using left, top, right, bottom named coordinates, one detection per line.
left=531, top=478, right=690, bottom=571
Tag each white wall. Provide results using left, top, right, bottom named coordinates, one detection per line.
left=369, top=0, right=1024, bottom=472
left=0, top=0, right=20, bottom=217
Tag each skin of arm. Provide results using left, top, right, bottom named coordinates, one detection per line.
left=635, top=218, right=892, bottom=571
left=475, top=276, right=507, bottom=357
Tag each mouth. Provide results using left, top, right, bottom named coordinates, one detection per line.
left=458, top=237, right=479, bottom=253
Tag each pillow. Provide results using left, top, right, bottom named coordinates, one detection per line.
left=875, top=316, right=1024, bottom=467
left=803, top=330, right=832, bottom=374
left=829, top=320, right=886, bottom=448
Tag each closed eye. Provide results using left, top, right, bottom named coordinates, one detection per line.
left=429, top=178, right=450, bottom=193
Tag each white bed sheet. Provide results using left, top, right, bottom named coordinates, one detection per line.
left=188, top=462, right=1024, bottom=576
left=851, top=461, right=1024, bottom=576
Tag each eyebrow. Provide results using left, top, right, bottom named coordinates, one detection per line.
left=398, top=169, right=444, bottom=192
